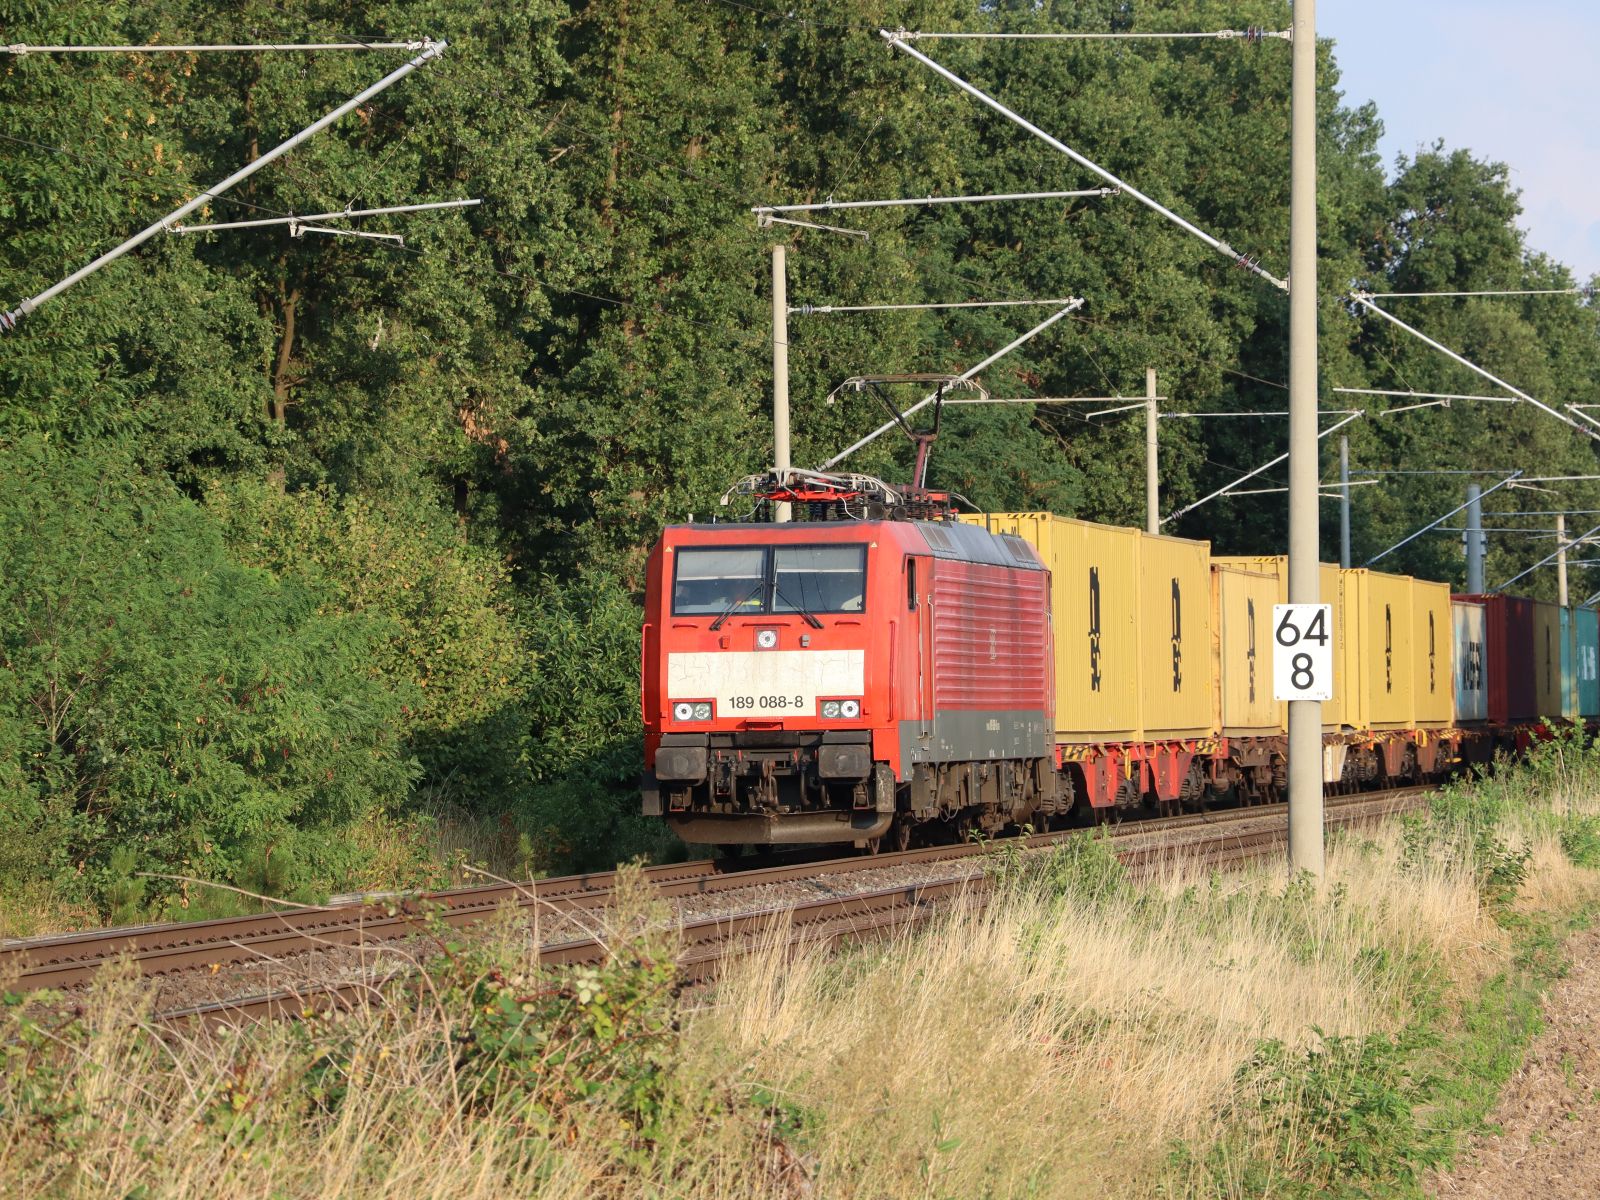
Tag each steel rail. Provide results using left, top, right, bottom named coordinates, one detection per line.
left=4, top=788, right=1433, bottom=996
left=156, top=787, right=1430, bottom=1028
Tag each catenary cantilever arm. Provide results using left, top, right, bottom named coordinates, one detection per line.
left=818, top=300, right=1083, bottom=469
left=1350, top=294, right=1600, bottom=444
left=880, top=30, right=1287, bottom=292
left=2, top=40, right=446, bottom=332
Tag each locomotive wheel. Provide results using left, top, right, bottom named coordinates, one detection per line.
left=889, top=818, right=913, bottom=853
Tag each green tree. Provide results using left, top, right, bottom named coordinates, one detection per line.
left=207, top=480, right=535, bottom=808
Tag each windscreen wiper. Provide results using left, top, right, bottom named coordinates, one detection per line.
left=772, top=580, right=825, bottom=629
left=709, top=579, right=765, bottom=631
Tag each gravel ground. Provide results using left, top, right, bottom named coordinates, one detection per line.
left=1430, top=928, right=1600, bottom=1198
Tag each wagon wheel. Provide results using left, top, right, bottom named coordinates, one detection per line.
left=1180, top=763, right=1207, bottom=813
left=1114, top=776, right=1142, bottom=814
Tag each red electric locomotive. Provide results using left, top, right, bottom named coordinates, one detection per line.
left=641, top=477, right=1058, bottom=849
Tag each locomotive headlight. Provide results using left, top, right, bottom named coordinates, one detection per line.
left=840, top=699, right=861, bottom=719
left=673, top=702, right=695, bottom=721
left=692, top=702, right=713, bottom=720
left=821, top=700, right=842, bottom=719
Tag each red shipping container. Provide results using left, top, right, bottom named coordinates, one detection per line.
left=1454, top=593, right=1536, bottom=724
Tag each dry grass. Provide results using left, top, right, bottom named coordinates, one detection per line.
left=7, top=750, right=1600, bottom=1198
left=691, top=820, right=1537, bottom=1199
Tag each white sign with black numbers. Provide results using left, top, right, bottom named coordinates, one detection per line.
left=1272, top=603, right=1334, bottom=701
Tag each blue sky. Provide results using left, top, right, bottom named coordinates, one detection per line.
left=1318, top=0, right=1600, bottom=281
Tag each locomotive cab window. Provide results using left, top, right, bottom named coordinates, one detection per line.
left=773, top=545, right=866, bottom=614
left=671, top=544, right=867, bottom=616
left=672, top=548, right=766, bottom=614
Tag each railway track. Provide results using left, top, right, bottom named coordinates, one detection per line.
left=1, top=787, right=1432, bottom=1025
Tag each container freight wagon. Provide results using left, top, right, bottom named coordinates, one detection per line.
left=1455, top=594, right=1538, bottom=725
left=1210, top=561, right=1279, bottom=737
left=1213, top=558, right=1461, bottom=784
left=1337, top=566, right=1464, bottom=779
left=640, top=518, right=1056, bottom=848
left=1343, top=569, right=1417, bottom=730
left=961, top=513, right=1216, bottom=813
left=1554, top=605, right=1600, bottom=721
left=1561, top=609, right=1578, bottom=719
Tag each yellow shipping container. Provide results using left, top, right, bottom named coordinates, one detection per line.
left=1337, top=569, right=1372, bottom=731
left=1139, top=532, right=1215, bottom=737
left=1212, top=557, right=1349, bottom=731
left=1211, top=562, right=1279, bottom=735
left=1347, top=569, right=1415, bottom=729
left=1533, top=601, right=1565, bottom=717
left=1411, top=580, right=1453, bottom=727
left=959, top=513, right=1215, bottom=741
left=959, top=513, right=1141, bottom=741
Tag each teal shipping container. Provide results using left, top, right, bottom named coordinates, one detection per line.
left=1576, top=607, right=1600, bottom=717
left=1561, top=608, right=1577, bottom=718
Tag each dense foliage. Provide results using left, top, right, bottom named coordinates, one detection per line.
left=2, top=0, right=1597, bottom=914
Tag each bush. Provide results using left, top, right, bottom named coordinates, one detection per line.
left=518, top=573, right=674, bottom=870
left=0, top=436, right=414, bottom=913
left=1233, top=1028, right=1447, bottom=1193
left=990, top=828, right=1129, bottom=904
left=1557, top=814, right=1600, bottom=868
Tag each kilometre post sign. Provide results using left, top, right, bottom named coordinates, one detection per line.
left=1273, top=604, right=1333, bottom=701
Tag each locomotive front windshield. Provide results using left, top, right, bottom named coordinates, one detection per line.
left=672, top=544, right=866, bottom=615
